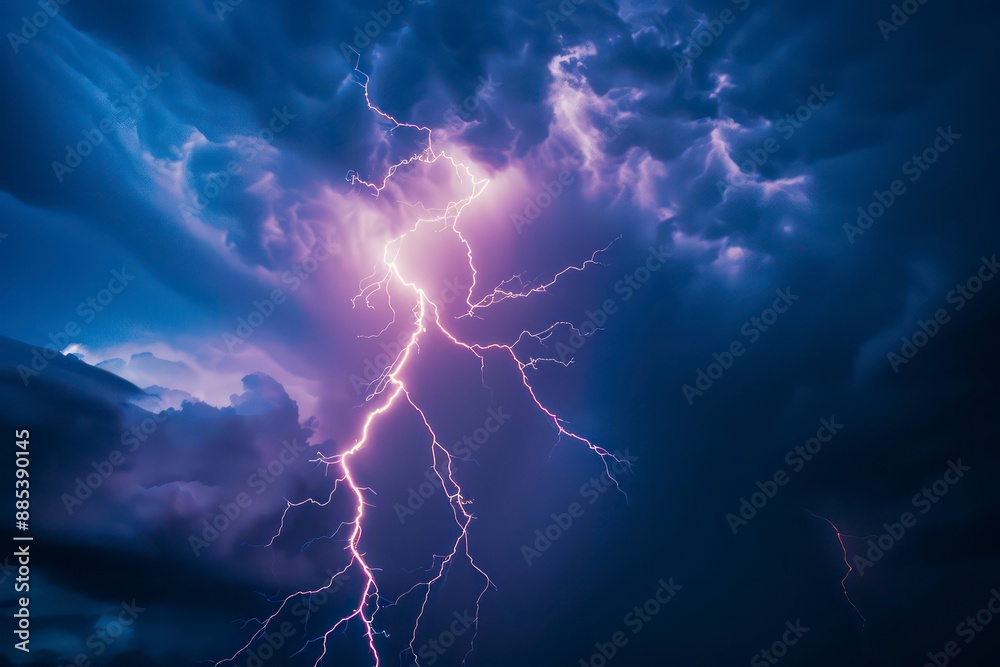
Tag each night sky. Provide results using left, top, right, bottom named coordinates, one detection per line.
left=1, top=1, right=999, bottom=666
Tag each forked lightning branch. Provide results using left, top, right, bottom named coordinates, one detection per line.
left=218, top=53, right=628, bottom=667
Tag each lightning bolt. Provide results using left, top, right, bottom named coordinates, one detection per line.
left=808, top=511, right=874, bottom=628
left=218, top=52, right=626, bottom=667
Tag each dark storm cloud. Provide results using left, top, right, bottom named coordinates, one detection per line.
left=0, top=337, right=346, bottom=663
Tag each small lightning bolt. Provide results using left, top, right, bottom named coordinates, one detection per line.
left=808, top=511, right=874, bottom=628
left=460, top=238, right=619, bottom=318
left=219, top=51, right=627, bottom=666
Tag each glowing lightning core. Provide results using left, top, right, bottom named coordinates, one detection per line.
left=219, top=53, right=625, bottom=667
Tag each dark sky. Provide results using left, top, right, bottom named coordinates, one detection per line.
left=1, top=0, right=999, bottom=666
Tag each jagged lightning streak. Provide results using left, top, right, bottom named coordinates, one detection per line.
left=460, top=237, right=619, bottom=318
left=808, top=511, right=874, bottom=627
left=220, top=51, right=626, bottom=667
